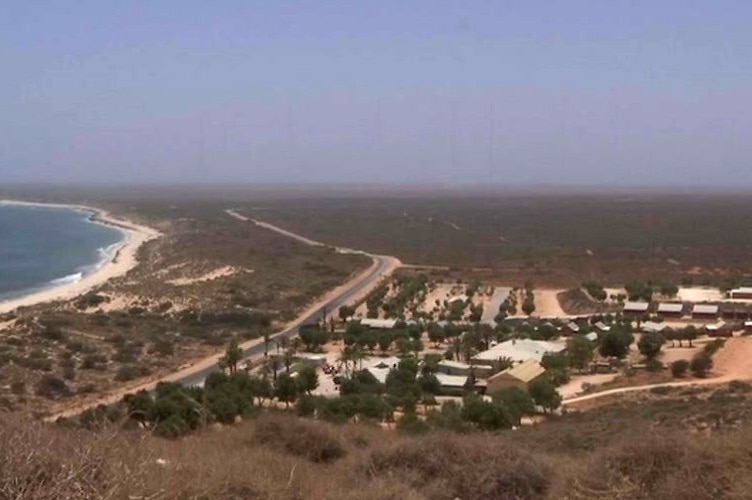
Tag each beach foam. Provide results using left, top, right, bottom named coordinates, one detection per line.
left=50, top=272, right=84, bottom=286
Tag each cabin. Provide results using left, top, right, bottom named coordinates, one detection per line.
left=706, top=322, right=733, bottom=338
left=561, top=321, right=580, bottom=337
left=656, top=302, right=684, bottom=318
left=472, top=339, right=566, bottom=366
left=642, top=321, right=668, bottom=334
left=486, top=359, right=545, bottom=395
left=692, top=304, right=720, bottom=319
left=360, top=318, right=398, bottom=329
left=729, top=287, right=752, bottom=300
left=594, top=321, right=611, bottom=333
left=622, top=301, right=650, bottom=317
left=436, top=359, right=493, bottom=379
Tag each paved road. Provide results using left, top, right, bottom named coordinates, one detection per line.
left=49, top=212, right=399, bottom=419
left=178, top=251, right=395, bottom=386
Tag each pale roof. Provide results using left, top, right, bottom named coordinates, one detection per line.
left=642, top=321, right=668, bottom=333
left=706, top=322, right=727, bottom=331
left=693, top=304, right=719, bottom=315
left=367, top=356, right=401, bottom=370
left=584, top=332, right=598, bottom=341
left=566, top=322, right=581, bottom=332
left=731, top=287, right=752, bottom=294
left=489, top=359, right=545, bottom=384
left=623, top=302, right=649, bottom=312
left=473, top=339, right=566, bottom=363
left=657, top=303, right=683, bottom=313
left=437, top=359, right=472, bottom=370
left=360, top=318, right=398, bottom=329
left=364, top=367, right=390, bottom=384
left=435, top=373, right=471, bottom=388
left=594, top=321, right=611, bottom=331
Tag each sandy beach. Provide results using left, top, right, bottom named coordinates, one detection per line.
left=0, top=200, right=160, bottom=315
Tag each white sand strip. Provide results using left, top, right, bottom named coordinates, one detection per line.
left=0, top=200, right=160, bottom=314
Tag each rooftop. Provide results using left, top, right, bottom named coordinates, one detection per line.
left=435, top=373, right=473, bottom=388
left=360, top=318, right=398, bottom=329
left=473, top=339, right=566, bottom=363
left=489, top=359, right=545, bottom=384
left=693, top=304, right=720, bottom=315
left=623, top=302, right=650, bottom=312
left=642, top=321, right=668, bottom=333
left=657, top=303, right=684, bottom=313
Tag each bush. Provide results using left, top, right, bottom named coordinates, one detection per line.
left=35, top=375, right=71, bottom=399
left=690, top=352, right=713, bottom=378
left=670, top=359, right=689, bottom=378
left=253, top=414, right=346, bottom=463
left=368, top=433, right=552, bottom=499
left=114, top=364, right=148, bottom=382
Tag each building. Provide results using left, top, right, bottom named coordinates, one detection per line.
left=622, top=302, right=650, bottom=316
left=594, top=321, right=611, bottom=333
left=360, top=318, right=398, bottom=329
left=706, top=322, right=733, bottom=338
left=486, top=360, right=546, bottom=395
left=472, top=339, right=566, bottom=366
left=436, top=359, right=492, bottom=379
left=656, top=303, right=684, bottom=317
left=692, top=304, right=719, bottom=319
left=561, top=322, right=580, bottom=337
left=729, top=287, right=752, bottom=300
left=435, top=373, right=486, bottom=394
left=642, top=321, right=668, bottom=334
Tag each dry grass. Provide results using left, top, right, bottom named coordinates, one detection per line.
left=5, top=397, right=752, bottom=499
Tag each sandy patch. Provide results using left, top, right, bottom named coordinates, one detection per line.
left=558, top=373, right=620, bottom=399
left=678, top=287, right=723, bottom=302
left=167, top=266, right=248, bottom=286
left=531, top=289, right=570, bottom=318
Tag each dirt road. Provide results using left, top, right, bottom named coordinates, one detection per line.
left=563, top=336, right=752, bottom=406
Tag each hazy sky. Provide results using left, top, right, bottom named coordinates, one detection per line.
left=1, top=1, right=751, bottom=186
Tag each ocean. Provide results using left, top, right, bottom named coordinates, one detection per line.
left=0, top=204, right=126, bottom=301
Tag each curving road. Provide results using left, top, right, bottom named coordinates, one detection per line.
left=49, top=211, right=400, bottom=419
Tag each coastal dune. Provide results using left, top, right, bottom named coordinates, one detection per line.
left=0, top=200, right=160, bottom=315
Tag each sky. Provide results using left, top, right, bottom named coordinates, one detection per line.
left=1, top=1, right=751, bottom=186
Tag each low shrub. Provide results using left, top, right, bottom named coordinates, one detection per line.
left=253, top=413, right=346, bottom=463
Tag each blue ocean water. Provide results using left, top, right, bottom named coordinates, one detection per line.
left=0, top=204, right=126, bottom=301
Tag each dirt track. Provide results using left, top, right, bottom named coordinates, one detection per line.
left=563, top=337, right=752, bottom=406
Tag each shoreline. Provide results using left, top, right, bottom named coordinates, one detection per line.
left=0, top=200, right=161, bottom=315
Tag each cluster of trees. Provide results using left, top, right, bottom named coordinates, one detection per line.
left=86, top=363, right=321, bottom=438
left=582, top=281, right=607, bottom=301
left=365, top=284, right=389, bottom=319
left=381, top=275, right=429, bottom=319
left=495, top=294, right=517, bottom=322
left=521, top=284, right=536, bottom=316
left=625, top=281, right=679, bottom=302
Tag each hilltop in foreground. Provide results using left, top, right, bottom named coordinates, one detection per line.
left=6, top=381, right=752, bottom=499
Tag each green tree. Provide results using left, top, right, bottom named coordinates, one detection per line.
left=338, top=305, right=356, bottom=322
left=528, top=378, right=562, bottom=413
left=567, top=335, right=594, bottom=372
left=492, top=387, right=536, bottom=426
left=219, top=339, right=243, bottom=374
left=541, top=352, right=570, bottom=386
left=274, top=373, right=301, bottom=408
left=638, top=331, right=666, bottom=360
left=297, top=365, right=319, bottom=395
left=599, top=330, right=634, bottom=359
left=461, top=393, right=514, bottom=430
